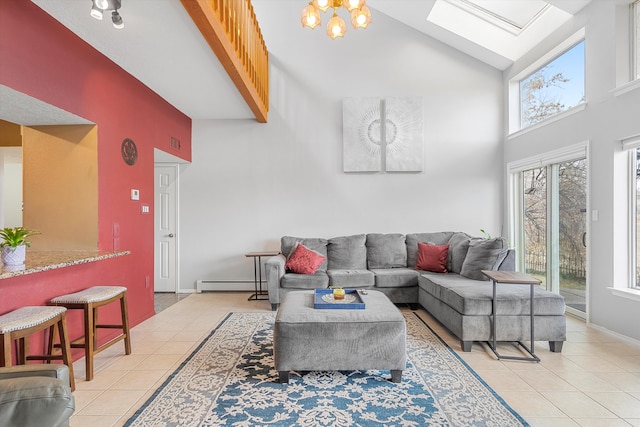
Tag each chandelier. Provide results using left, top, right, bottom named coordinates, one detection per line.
left=301, top=0, right=372, bottom=39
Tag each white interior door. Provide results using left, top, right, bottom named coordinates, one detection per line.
left=154, top=164, right=178, bottom=293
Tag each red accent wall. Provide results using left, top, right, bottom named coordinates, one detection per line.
left=0, top=2, right=192, bottom=355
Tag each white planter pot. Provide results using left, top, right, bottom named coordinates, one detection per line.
left=1, top=245, right=26, bottom=266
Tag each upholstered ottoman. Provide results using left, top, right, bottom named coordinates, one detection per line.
left=273, top=290, right=406, bottom=383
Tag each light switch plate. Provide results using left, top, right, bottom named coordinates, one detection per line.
left=131, top=189, right=140, bottom=200
left=141, top=204, right=150, bottom=214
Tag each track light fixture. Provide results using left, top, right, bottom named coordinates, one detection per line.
left=90, top=4, right=103, bottom=20
left=111, top=10, right=124, bottom=29
left=90, top=0, right=124, bottom=29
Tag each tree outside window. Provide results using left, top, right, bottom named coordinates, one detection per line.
left=520, top=40, right=585, bottom=129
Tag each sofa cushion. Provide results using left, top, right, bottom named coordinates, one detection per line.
left=285, top=243, right=326, bottom=275
left=419, top=272, right=477, bottom=304
left=282, top=236, right=328, bottom=271
left=406, top=232, right=454, bottom=268
left=366, top=233, right=407, bottom=269
left=372, top=268, right=419, bottom=288
left=419, top=273, right=565, bottom=316
left=327, top=269, right=375, bottom=288
left=327, top=234, right=367, bottom=270
left=447, top=232, right=471, bottom=273
left=281, top=271, right=329, bottom=289
left=416, top=243, right=449, bottom=273
left=460, top=238, right=508, bottom=281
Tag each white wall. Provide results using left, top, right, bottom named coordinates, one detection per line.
left=504, top=1, right=640, bottom=341
left=178, top=5, right=503, bottom=291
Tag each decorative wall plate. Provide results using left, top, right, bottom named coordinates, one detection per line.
left=121, top=138, right=138, bottom=165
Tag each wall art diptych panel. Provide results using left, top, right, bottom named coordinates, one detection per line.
left=343, top=97, right=423, bottom=173
left=384, top=97, right=424, bottom=172
left=343, top=97, right=383, bottom=172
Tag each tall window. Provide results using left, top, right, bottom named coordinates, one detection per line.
left=634, top=0, right=640, bottom=80
left=622, top=138, right=640, bottom=290
left=634, top=148, right=640, bottom=287
left=519, top=40, right=585, bottom=129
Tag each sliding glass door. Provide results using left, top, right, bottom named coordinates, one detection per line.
left=557, top=159, right=587, bottom=314
left=514, top=154, right=587, bottom=318
left=523, top=167, right=547, bottom=288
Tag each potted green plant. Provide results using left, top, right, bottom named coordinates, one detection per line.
left=0, top=227, right=40, bottom=266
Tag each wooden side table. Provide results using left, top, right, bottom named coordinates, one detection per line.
left=481, top=270, right=541, bottom=362
left=245, top=251, right=279, bottom=301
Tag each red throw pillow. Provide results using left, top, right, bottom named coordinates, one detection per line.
left=285, top=243, right=326, bottom=274
left=416, top=242, right=449, bottom=273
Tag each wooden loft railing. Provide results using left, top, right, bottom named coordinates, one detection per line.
left=181, top=0, right=269, bottom=123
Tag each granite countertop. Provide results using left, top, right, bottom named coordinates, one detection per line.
left=0, top=250, right=131, bottom=279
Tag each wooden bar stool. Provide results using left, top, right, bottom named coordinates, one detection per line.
left=0, top=306, right=75, bottom=390
left=49, top=286, right=131, bottom=381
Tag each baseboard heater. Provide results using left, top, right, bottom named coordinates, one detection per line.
left=196, top=279, right=256, bottom=293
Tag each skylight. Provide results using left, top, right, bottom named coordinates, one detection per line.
left=458, top=0, right=549, bottom=34
left=426, top=0, right=573, bottom=65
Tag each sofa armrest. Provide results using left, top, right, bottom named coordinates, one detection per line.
left=497, top=249, right=516, bottom=271
left=265, top=254, right=286, bottom=306
left=0, top=365, right=70, bottom=386
left=0, top=365, right=74, bottom=427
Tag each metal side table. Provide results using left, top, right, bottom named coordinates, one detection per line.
left=481, top=270, right=541, bottom=362
left=245, top=251, right=279, bottom=301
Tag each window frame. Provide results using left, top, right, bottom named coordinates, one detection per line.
left=623, top=136, right=640, bottom=289
left=633, top=0, right=640, bottom=81
left=519, top=39, right=585, bottom=130
left=508, top=28, right=586, bottom=135
left=632, top=148, right=639, bottom=288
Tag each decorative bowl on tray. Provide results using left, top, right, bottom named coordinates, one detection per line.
left=322, top=293, right=358, bottom=304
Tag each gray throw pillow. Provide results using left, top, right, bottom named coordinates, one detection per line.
left=328, top=234, right=367, bottom=270
left=460, top=238, right=508, bottom=281
left=447, top=232, right=471, bottom=273
left=366, top=233, right=407, bottom=268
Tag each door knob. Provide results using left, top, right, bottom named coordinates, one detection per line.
left=168, top=233, right=174, bottom=238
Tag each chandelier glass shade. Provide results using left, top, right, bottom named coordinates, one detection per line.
left=301, top=3, right=321, bottom=29
left=326, top=11, right=347, bottom=39
left=301, top=0, right=372, bottom=39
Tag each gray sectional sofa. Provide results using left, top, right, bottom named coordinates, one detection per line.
left=265, top=232, right=566, bottom=352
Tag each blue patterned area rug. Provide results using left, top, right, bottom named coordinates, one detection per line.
left=125, top=311, right=529, bottom=427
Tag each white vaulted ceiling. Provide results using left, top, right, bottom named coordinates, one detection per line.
left=27, top=0, right=591, bottom=121
left=373, top=0, right=591, bottom=70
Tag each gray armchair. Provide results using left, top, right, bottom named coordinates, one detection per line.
left=0, top=364, right=75, bottom=427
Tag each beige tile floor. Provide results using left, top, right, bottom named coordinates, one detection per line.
left=68, top=292, right=640, bottom=427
